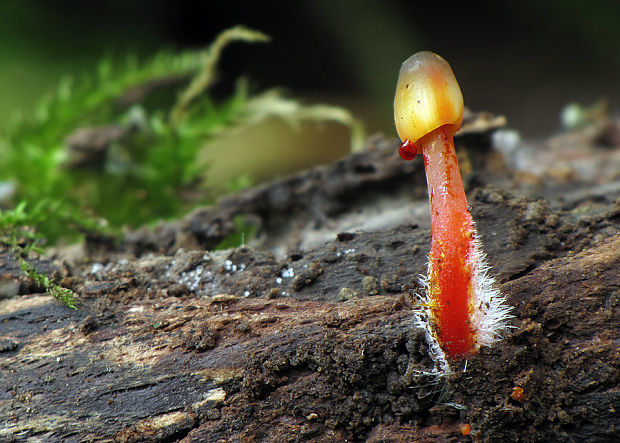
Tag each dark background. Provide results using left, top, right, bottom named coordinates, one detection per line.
left=2, top=0, right=619, bottom=137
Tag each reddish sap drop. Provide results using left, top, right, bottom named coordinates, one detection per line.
left=460, top=423, right=471, bottom=436
left=399, top=139, right=417, bottom=160
left=511, top=386, right=525, bottom=402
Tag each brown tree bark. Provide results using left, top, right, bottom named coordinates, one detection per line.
left=1, top=117, right=619, bottom=442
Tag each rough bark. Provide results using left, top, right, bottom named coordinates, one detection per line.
left=1, top=116, right=619, bottom=442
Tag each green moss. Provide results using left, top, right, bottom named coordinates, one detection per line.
left=0, top=202, right=78, bottom=308
left=0, top=26, right=272, bottom=243
left=1, top=25, right=362, bottom=244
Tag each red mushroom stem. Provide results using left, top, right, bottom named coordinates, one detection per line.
left=421, top=126, right=476, bottom=356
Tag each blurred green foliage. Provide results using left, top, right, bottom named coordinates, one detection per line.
left=1, top=26, right=270, bottom=244
left=0, top=25, right=362, bottom=245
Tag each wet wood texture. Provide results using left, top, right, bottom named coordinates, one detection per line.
left=1, top=118, right=619, bottom=442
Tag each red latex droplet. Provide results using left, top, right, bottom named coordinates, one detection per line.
left=511, top=386, right=525, bottom=402
left=399, top=139, right=417, bottom=161
left=460, top=423, right=471, bottom=436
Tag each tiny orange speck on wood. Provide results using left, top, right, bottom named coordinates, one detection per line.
left=511, top=386, right=525, bottom=402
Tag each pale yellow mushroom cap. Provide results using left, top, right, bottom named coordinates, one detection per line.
left=394, top=51, right=464, bottom=144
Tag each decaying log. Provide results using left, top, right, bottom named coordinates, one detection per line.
left=1, top=117, right=619, bottom=442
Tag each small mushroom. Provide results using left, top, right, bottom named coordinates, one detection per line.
left=394, top=51, right=511, bottom=358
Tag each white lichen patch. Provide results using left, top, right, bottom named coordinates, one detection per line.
left=186, top=267, right=206, bottom=290
left=175, top=265, right=213, bottom=292
left=162, top=251, right=224, bottom=296
left=190, top=388, right=228, bottom=412
left=224, top=259, right=246, bottom=273
left=281, top=267, right=295, bottom=278
left=165, top=251, right=253, bottom=296
left=274, top=266, right=295, bottom=289
left=96, top=334, right=174, bottom=368
left=131, top=410, right=192, bottom=433
left=203, top=387, right=226, bottom=402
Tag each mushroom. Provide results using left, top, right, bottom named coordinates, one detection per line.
left=394, top=51, right=511, bottom=358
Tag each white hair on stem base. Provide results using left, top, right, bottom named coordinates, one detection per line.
left=412, top=274, right=451, bottom=377
left=412, top=224, right=513, bottom=374
left=467, top=232, right=514, bottom=349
